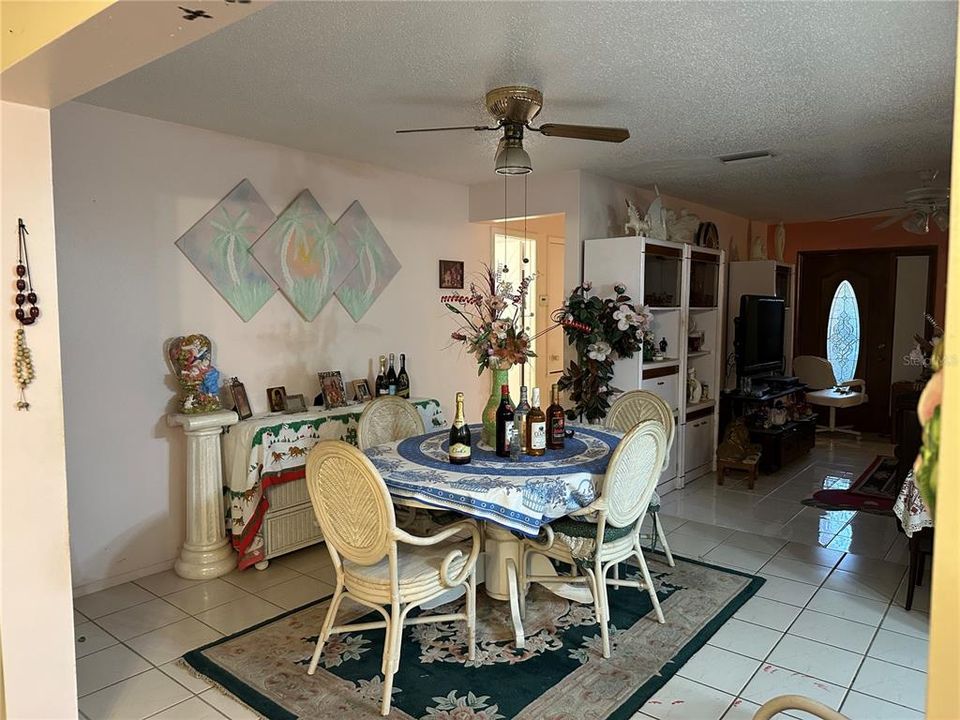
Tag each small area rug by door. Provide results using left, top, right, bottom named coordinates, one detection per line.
left=182, top=556, right=761, bottom=720
left=802, top=455, right=900, bottom=514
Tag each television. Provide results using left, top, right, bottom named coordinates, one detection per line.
left=736, top=295, right=785, bottom=377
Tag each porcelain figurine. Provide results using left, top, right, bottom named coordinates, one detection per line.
left=625, top=199, right=649, bottom=236
left=168, top=334, right=222, bottom=414
left=775, top=222, right=786, bottom=262
left=644, top=190, right=668, bottom=242
left=667, top=208, right=701, bottom=244
left=750, top=233, right=767, bottom=260
left=687, top=367, right=703, bottom=404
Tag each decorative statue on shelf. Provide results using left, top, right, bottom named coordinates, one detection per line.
left=750, top=233, right=768, bottom=260
left=168, top=334, right=222, bottom=414
left=644, top=188, right=669, bottom=242
left=667, top=208, right=701, bottom=244
left=774, top=222, right=786, bottom=263
left=624, top=199, right=650, bottom=237
left=687, top=367, right=703, bottom=404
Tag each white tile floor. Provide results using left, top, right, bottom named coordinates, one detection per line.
left=73, top=436, right=929, bottom=720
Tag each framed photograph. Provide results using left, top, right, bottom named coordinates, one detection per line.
left=439, top=259, right=464, bottom=289
left=284, top=393, right=307, bottom=413
left=266, top=386, right=287, bottom=413
left=352, top=378, right=372, bottom=403
left=228, top=377, right=253, bottom=420
left=318, top=371, right=348, bottom=409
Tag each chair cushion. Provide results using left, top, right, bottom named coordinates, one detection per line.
left=806, top=388, right=867, bottom=408
left=550, top=516, right=637, bottom=543
left=343, top=541, right=469, bottom=590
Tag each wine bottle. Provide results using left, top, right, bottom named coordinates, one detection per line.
left=495, top=384, right=515, bottom=458
left=546, top=383, right=566, bottom=450
left=397, top=353, right=410, bottom=398
left=387, top=353, right=398, bottom=395
left=525, top=387, right=546, bottom=456
left=375, top=355, right=388, bottom=396
left=515, top=385, right=530, bottom=450
left=448, top=392, right=471, bottom=465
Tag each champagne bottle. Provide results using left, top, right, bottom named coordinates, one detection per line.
left=375, top=355, right=388, bottom=396
left=448, top=392, right=471, bottom=465
left=525, top=387, right=546, bottom=456
left=547, top=383, right=566, bottom=450
left=387, top=353, right=398, bottom=395
left=515, top=385, right=530, bottom=450
left=397, top=353, right=410, bottom=398
left=495, top=384, right=515, bottom=458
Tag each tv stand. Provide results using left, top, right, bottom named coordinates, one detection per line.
left=721, top=385, right=815, bottom=473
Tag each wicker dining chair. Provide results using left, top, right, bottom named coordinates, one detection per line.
left=605, top=390, right=676, bottom=567
left=304, top=440, right=480, bottom=716
left=357, top=396, right=426, bottom=450
left=518, top=420, right=668, bottom=658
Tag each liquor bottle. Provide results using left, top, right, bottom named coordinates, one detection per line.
left=514, top=385, right=530, bottom=450
left=386, top=353, right=398, bottom=395
left=495, top=384, right=515, bottom=458
left=526, top=387, right=547, bottom=456
left=546, top=383, right=566, bottom=450
left=397, top=353, right=410, bottom=398
left=375, top=355, right=388, bottom=396
left=448, top=392, right=471, bottom=465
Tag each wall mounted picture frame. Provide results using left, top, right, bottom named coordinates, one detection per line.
left=228, top=377, right=253, bottom=420
left=284, top=393, right=307, bottom=413
left=318, top=371, right=347, bottom=409
left=267, top=386, right=287, bottom=413
left=439, top=259, right=465, bottom=289
left=352, top=378, right=372, bottom=403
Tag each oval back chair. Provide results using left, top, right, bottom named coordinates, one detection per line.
left=357, top=396, right=426, bottom=450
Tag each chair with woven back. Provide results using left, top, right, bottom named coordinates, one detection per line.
left=304, top=440, right=481, bottom=716
left=604, top=390, right=676, bottom=566
left=518, top=419, right=668, bottom=658
left=357, top=396, right=426, bottom=450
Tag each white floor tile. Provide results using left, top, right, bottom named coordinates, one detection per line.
left=823, top=568, right=903, bottom=602
left=164, top=579, right=250, bottom=615
left=96, top=598, right=188, bottom=641
left=867, top=629, right=928, bottom=672
left=75, top=609, right=89, bottom=624
left=641, top=675, right=735, bottom=720
left=663, top=532, right=721, bottom=559
left=126, top=617, right=223, bottom=665
left=880, top=606, right=929, bottom=640
left=707, top=618, right=783, bottom=660
left=220, top=563, right=300, bottom=593
left=722, top=531, right=787, bottom=554
left=134, top=570, right=210, bottom=597
left=761, top=557, right=832, bottom=585
left=76, top=644, right=152, bottom=696
left=732, top=596, right=802, bottom=632
left=677, top=645, right=761, bottom=696
left=271, top=544, right=333, bottom=574
left=788, top=609, right=877, bottom=654
left=159, top=661, right=216, bottom=694
left=147, top=696, right=228, bottom=719
left=721, top=698, right=762, bottom=720
left=75, top=621, right=118, bottom=658
left=702, top=545, right=774, bottom=573
left=194, top=595, right=284, bottom=635
left=807, top=587, right=888, bottom=627
left=79, top=668, right=192, bottom=720
left=840, top=690, right=923, bottom=720
left=303, top=563, right=339, bottom=585
left=774, top=542, right=844, bottom=568
left=754, top=575, right=818, bottom=608
left=74, top=583, right=156, bottom=619
left=767, top=634, right=863, bottom=687
left=892, top=575, right=931, bottom=613
left=741, top=663, right=846, bottom=711
left=670, top=520, right=736, bottom=542
left=852, top=657, right=927, bottom=711
left=654, top=514, right=688, bottom=533
left=826, top=533, right=896, bottom=559
left=199, top=689, right=261, bottom=719
left=256, top=574, right=336, bottom=610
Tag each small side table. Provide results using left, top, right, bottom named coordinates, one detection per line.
left=717, top=454, right=759, bottom=490
left=168, top=410, right=239, bottom=579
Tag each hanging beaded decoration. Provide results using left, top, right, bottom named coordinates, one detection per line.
left=13, top=219, right=38, bottom=410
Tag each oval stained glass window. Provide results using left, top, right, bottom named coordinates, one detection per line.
left=826, top=280, right=861, bottom=383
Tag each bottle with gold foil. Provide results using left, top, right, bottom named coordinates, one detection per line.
left=448, top=392, right=471, bottom=465
left=525, top=387, right=547, bottom=456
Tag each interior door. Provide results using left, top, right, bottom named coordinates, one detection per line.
left=796, top=251, right=896, bottom=433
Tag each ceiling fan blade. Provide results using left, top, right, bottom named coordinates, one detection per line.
left=533, top=123, right=630, bottom=143
left=828, top=207, right=906, bottom=222
left=874, top=210, right=914, bottom=230
left=395, top=125, right=497, bottom=134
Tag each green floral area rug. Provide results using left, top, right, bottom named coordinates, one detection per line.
left=183, top=556, right=762, bottom=719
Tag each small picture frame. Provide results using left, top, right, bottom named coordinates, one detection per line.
left=266, top=386, right=287, bottom=413
left=228, top=377, right=253, bottom=420
left=284, top=393, right=307, bottom=413
left=352, top=378, right=372, bottom=403
left=318, top=371, right=347, bottom=409
left=439, top=259, right=464, bottom=289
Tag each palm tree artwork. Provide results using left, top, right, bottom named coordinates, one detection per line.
left=175, top=179, right=277, bottom=322
left=334, top=201, right=401, bottom=321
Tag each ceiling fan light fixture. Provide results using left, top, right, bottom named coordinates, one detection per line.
left=494, top=139, right=532, bottom=175
left=902, top=211, right=930, bottom=235
left=933, top=208, right=949, bottom=232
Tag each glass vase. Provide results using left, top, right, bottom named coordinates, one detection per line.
left=481, top=362, right=512, bottom=448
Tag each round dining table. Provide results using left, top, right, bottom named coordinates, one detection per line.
left=364, top=423, right=623, bottom=648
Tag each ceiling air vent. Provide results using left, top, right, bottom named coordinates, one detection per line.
left=718, top=150, right=775, bottom=165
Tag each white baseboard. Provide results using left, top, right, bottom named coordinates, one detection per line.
left=73, top=557, right=176, bottom=598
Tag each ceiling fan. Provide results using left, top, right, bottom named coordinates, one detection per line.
left=830, top=170, right=949, bottom=234
left=395, top=85, right=629, bottom=175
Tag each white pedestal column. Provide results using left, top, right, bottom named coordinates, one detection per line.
left=168, top=410, right=239, bottom=579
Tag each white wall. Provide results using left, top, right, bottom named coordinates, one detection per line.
left=52, top=102, right=487, bottom=591
left=891, top=255, right=930, bottom=384
left=1, top=101, right=78, bottom=717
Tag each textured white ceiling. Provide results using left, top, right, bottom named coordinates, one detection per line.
left=77, top=1, right=955, bottom=221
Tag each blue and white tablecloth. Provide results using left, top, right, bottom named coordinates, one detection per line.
left=364, top=424, right=622, bottom=536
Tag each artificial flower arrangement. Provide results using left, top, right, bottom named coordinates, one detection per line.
left=914, top=337, right=944, bottom=513
left=555, top=282, right=652, bottom=422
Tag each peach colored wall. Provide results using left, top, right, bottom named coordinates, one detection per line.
left=770, top=219, right=948, bottom=323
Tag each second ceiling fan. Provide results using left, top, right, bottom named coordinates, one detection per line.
left=396, top=85, right=630, bottom=175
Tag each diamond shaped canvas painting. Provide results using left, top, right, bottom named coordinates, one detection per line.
left=252, top=190, right=359, bottom=321
left=334, top=200, right=401, bottom=321
left=175, top=179, right=278, bottom=322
